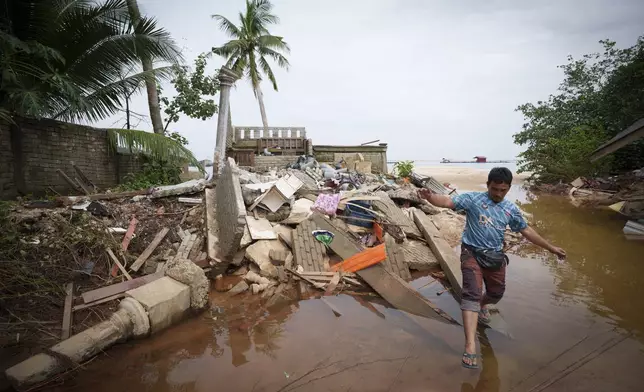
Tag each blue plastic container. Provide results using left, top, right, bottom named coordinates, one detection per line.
left=344, top=201, right=375, bottom=228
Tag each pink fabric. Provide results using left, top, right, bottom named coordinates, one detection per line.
left=312, top=193, right=341, bottom=216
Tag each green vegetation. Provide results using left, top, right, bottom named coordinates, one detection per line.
left=211, top=0, right=290, bottom=130
left=514, top=37, right=644, bottom=183
left=394, top=160, right=415, bottom=178
left=117, top=157, right=183, bottom=191
left=161, top=53, right=221, bottom=132
left=1, top=0, right=182, bottom=123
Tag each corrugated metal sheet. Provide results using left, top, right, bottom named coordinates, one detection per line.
left=410, top=172, right=457, bottom=195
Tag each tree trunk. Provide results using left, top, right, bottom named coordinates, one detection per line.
left=126, top=0, right=164, bottom=134
left=255, top=84, right=269, bottom=131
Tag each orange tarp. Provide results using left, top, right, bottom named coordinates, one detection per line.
left=331, top=243, right=386, bottom=273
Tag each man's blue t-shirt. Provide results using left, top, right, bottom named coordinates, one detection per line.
left=451, top=192, right=527, bottom=251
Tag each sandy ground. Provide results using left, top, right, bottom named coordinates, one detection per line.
left=415, top=165, right=528, bottom=192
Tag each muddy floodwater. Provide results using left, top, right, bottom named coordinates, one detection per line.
left=49, top=192, right=644, bottom=392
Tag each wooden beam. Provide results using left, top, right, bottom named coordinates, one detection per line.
left=56, top=169, right=83, bottom=193
left=81, top=272, right=163, bottom=304
left=61, top=283, right=74, bottom=340
left=73, top=164, right=97, bottom=193
left=106, top=249, right=132, bottom=280
left=73, top=293, right=124, bottom=312
left=411, top=209, right=462, bottom=298
left=129, top=227, right=169, bottom=272
left=111, top=216, right=137, bottom=277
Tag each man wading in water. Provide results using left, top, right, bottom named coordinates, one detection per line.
left=418, top=167, right=566, bottom=369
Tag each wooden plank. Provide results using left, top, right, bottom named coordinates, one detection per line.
left=286, top=268, right=326, bottom=289
left=56, top=169, right=83, bottom=193
left=130, top=227, right=169, bottom=272
left=412, top=209, right=463, bottom=298
left=74, top=177, right=92, bottom=195
left=73, top=293, right=124, bottom=312
left=61, top=283, right=74, bottom=340
left=106, top=249, right=132, bottom=280
left=111, top=216, right=138, bottom=277
left=178, top=197, right=202, bottom=204
left=81, top=273, right=163, bottom=304
left=73, top=164, right=97, bottom=193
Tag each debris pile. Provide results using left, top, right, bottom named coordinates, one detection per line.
left=0, top=180, right=209, bottom=351
left=207, top=155, right=521, bottom=325
left=567, top=173, right=644, bottom=240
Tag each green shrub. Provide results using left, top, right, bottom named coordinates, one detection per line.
left=394, top=160, right=415, bottom=178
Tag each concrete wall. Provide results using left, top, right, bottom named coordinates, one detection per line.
left=215, top=158, right=246, bottom=259
left=313, top=144, right=388, bottom=174
left=253, top=155, right=298, bottom=171
left=0, top=117, right=143, bottom=199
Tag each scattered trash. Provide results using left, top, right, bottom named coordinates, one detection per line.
left=312, top=230, right=334, bottom=246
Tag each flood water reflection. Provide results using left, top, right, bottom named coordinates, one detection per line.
left=48, top=193, right=644, bottom=392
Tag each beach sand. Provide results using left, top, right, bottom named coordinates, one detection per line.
left=415, top=165, right=528, bottom=192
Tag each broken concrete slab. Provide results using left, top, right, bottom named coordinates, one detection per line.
left=292, top=219, right=328, bottom=272
left=216, top=158, right=247, bottom=260
left=164, top=258, right=210, bottom=311
left=245, top=240, right=289, bottom=278
left=383, top=235, right=412, bottom=280
left=126, top=276, right=190, bottom=334
left=245, top=216, right=277, bottom=240
left=272, top=224, right=293, bottom=248
left=412, top=208, right=462, bottom=298
left=240, top=224, right=253, bottom=248
left=281, top=198, right=314, bottom=224
left=269, top=249, right=289, bottom=265
left=402, top=239, right=439, bottom=271
left=290, top=169, right=318, bottom=191
left=372, top=191, right=423, bottom=240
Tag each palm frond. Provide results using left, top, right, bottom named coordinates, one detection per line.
left=53, top=66, right=175, bottom=122
left=211, top=15, right=241, bottom=39
left=258, top=55, right=278, bottom=91
left=258, top=35, right=290, bottom=54
left=258, top=46, right=290, bottom=69
left=107, top=128, right=204, bottom=173
left=212, top=40, right=245, bottom=58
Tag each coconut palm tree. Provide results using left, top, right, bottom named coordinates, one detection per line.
left=0, top=0, right=202, bottom=168
left=0, top=0, right=181, bottom=123
left=126, top=0, right=165, bottom=134
left=211, top=0, right=290, bottom=130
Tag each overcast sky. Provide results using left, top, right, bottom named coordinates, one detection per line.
left=96, top=0, right=644, bottom=161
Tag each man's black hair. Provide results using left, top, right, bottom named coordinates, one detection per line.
left=487, top=167, right=513, bottom=185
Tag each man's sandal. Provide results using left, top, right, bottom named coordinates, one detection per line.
left=478, top=308, right=491, bottom=326
left=462, top=352, right=479, bottom=369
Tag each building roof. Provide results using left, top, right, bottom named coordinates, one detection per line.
left=590, top=118, right=644, bottom=161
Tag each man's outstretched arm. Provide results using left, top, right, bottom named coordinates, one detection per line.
left=520, top=226, right=566, bottom=258
left=418, top=189, right=455, bottom=209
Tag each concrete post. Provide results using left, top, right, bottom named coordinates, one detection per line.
left=5, top=298, right=148, bottom=388
left=213, top=67, right=241, bottom=177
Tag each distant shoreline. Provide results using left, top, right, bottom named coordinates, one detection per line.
left=415, top=165, right=528, bottom=192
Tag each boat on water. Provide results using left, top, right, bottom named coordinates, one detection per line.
left=440, top=157, right=511, bottom=164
